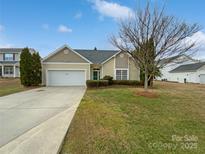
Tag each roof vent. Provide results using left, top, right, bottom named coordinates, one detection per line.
left=94, top=47, right=97, bottom=51
left=64, top=49, right=69, bottom=54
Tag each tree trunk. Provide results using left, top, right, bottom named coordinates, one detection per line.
left=148, top=76, right=153, bottom=87
left=144, top=72, right=148, bottom=90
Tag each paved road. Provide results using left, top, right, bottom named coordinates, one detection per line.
left=0, top=87, right=85, bottom=147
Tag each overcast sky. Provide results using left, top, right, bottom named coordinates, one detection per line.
left=0, top=0, right=205, bottom=59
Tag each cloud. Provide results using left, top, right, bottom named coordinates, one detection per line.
left=0, top=25, right=4, bottom=32
left=42, top=24, right=49, bottom=30
left=191, top=31, right=205, bottom=47
left=89, top=0, right=134, bottom=20
left=74, top=12, right=82, bottom=19
left=58, top=25, right=72, bottom=33
left=185, top=31, right=205, bottom=59
left=193, top=31, right=205, bottom=59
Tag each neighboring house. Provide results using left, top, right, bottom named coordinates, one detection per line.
left=42, top=44, right=140, bottom=86
left=157, top=55, right=200, bottom=81
left=169, top=62, right=205, bottom=84
left=0, top=48, right=36, bottom=78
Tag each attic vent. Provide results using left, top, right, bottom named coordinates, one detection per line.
left=120, top=53, right=124, bottom=58
left=64, top=49, right=69, bottom=54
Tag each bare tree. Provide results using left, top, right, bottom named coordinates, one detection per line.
left=111, top=2, right=201, bottom=89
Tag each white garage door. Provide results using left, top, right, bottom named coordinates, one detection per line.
left=47, top=70, right=86, bottom=86
left=200, top=74, right=205, bottom=84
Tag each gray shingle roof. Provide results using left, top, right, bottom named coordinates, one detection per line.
left=170, top=62, right=205, bottom=73
left=0, top=48, right=36, bottom=53
left=74, top=49, right=119, bottom=64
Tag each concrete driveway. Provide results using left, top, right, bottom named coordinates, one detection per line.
left=0, top=87, right=85, bottom=148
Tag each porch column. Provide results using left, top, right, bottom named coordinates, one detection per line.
left=13, top=65, right=16, bottom=78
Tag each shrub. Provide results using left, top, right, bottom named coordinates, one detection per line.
left=20, top=48, right=33, bottom=86
left=102, top=75, right=113, bottom=85
left=32, top=52, right=42, bottom=86
left=113, top=80, right=143, bottom=86
left=86, top=80, right=109, bottom=88
left=20, top=48, right=42, bottom=87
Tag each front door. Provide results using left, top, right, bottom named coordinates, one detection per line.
left=93, top=70, right=100, bottom=80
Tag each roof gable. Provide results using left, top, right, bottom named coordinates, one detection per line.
left=44, top=47, right=89, bottom=63
left=43, top=45, right=92, bottom=63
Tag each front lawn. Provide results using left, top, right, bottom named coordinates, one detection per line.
left=0, top=78, right=33, bottom=96
left=61, top=81, right=205, bottom=154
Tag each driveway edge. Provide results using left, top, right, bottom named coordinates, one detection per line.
left=0, top=102, right=81, bottom=154
left=56, top=104, right=79, bottom=154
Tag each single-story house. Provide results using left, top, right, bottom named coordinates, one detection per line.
left=157, top=55, right=199, bottom=81
left=169, top=62, right=205, bottom=84
left=42, top=44, right=140, bottom=86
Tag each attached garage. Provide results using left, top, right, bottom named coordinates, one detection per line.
left=47, top=70, right=86, bottom=86
left=42, top=63, right=90, bottom=86
left=42, top=45, right=92, bottom=86
left=200, top=74, right=205, bottom=84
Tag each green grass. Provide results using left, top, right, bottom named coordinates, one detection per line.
left=0, top=78, right=33, bottom=96
left=61, top=81, right=205, bottom=154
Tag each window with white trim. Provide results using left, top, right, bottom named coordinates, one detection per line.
left=4, top=53, right=14, bottom=61
left=4, top=66, right=13, bottom=75
left=116, top=69, right=128, bottom=80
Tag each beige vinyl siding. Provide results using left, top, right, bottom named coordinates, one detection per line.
left=115, top=52, right=128, bottom=68
left=129, top=57, right=140, bottom=80
left=102, top=55, right=140, bottom=80
left=42, top=63, right=90, bottom=85
left=44, top=47, right=88, bottom=63
left=102, top=57, right=114, bottom=77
